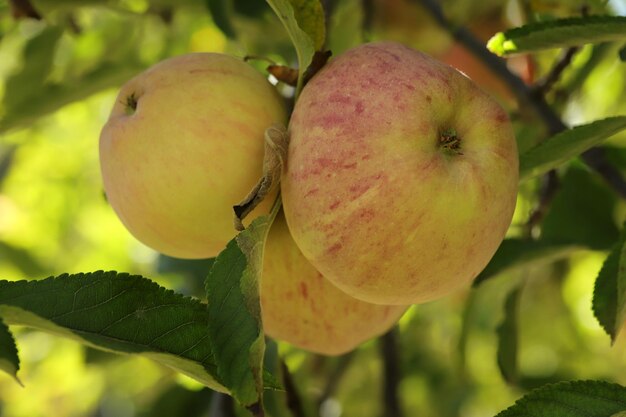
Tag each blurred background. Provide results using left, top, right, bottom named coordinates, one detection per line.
left=0, top=0, right=626, bottom=416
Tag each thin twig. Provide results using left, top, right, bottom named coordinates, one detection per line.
left=380, top=328, right=403, bottom=417
left=582, top=148, right=626, bottom=199
left=208, top=392, right=236, bottom=417
left=317, top=352, right=356, bottom=407
left=416, top=0, right=626, bottom=199
left=534, top=46, right=581, bottom=94
left=281, top=360, right=306, bottom=417
left=526, top=170, right=560, bottom=234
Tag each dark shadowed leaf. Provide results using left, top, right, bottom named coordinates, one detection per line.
left=1, top=61, right=145, bottom=133
left=496, top=286, right=521, bottom=384
left=205, top=0, right=237, bottom=39
left=0, top=319, right=20, bottom=385
left=519, top=117, right=626, bottom=181
left=593, top=223, right=626, bottom=342
left=0, top=271, right=226, bottom=392
left=542, top=166, right=619, bottom=251
left=474, top=239, right=580, bottom=286
left=488, top=16, right=626, bottom=56
left=205, top=212, right=277, bottom=408
left=495, top=380, right=626, bottom=416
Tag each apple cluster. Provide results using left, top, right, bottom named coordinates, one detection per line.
left=99, top=42, right=518, bottom=355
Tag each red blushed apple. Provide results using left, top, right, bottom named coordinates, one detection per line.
left=281, top=42, right=518, bottom=305
left=99, top=53, right=286, bottom=259
left=261, top=212, right=407, bottom=355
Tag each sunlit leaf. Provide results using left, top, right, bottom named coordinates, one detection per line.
left=519, top=117, right=626, bottom=181
left=0, top=271, right=226, bottom=392
left=265, top=0, right=324, bottom=94
left=593, top=223, right=626, bottom=342
left=495, top=380, right=626, bottom=416
left=488, top=16, right=626, bottom=56
left=474, top=239, right=581, bottom=286
left=0, top=319, right=20, bottom=385
left=1, top=61, right=145, bottom=133
left=206, top=211, right=277, bottom=409
left=496, top=286, right=520, bottom=384
left=3, top=25, right=63, bottom=109
left=289, top=0, right=325, bottom=51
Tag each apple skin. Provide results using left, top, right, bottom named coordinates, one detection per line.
left=100, top=53, right=286, bottom=259
left=281, top=42, right=518, bottom=305
left=261, top=212, right=407, bottom=355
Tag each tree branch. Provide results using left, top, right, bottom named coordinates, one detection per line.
left=380, top=328, right=403, bottom=417
left=317, top=351, right=356, bottom=407
left=527, top=170, right=560, bottom=234
left=534, top=46, right=581, bottom=94
left=281, top=360, right=306, bottom=417
left=208, top=392, right=236, bottom=417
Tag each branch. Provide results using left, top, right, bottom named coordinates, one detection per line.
left=415, top=0, right=626, bottom=199
left=380, top=328, right=404, bottom=417
left=534, top=46, right=581, bottom=94
left=208, top=392, right=236, bottom=417
left=581, top=148, right=626, bottom=199
left=281, top=360, right=306, bottom=417
left=317, top=351, right=356, bottom=407
left=526, top=170, right=560, bottom=233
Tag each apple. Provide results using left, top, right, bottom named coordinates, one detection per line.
left=261, top=212, right=407, bottom=355
left=281, top=42, right=518, bottom=305
left=99, top=53, right=287, bottom=259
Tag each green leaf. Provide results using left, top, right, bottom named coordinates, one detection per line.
left=496, top=286, right=521, bottom=385
left=542, top=166, right=619, bottom=251
left=206, top=212, right=277, bottom=409
left=0, top=319, right=21, bottom=385
left=327, top=0, right=363, bottom=55
left=488, top=16, right=626, bottom=56
left=289, top=0, right=325, bottom=51
left=0, top=241, right=47, bottom=277
left=593, top=224, right=626, bottom=342
left=3, top=25, right=63, bottom=110
left=519, top=117, right=626, bottom=181
left=265, top=0, right=325, bottom=94
left=495, top=380, right=626, bottom=416
left=474, top=239, right=581, bottom=286
left=0, top=271, right=227, bottom=392
left=205, top=0, right=237, bottom=39
left=1, top=61, right=146, bottom=133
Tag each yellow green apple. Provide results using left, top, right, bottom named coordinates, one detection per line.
left=281, top=42, right=519, bottom=305
left=261, top=212, right=407, bottom=355
left=99, top=53, right=286, bottom=259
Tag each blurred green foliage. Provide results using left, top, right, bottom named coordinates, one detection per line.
left=0, top=0, right=625, bottom=416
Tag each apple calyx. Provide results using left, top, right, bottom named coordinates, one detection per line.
left=233, top=124, right=289, bottom=231
left=439, top=128, right=463, bottom=155
left=124, top=93, right=138, bottom=116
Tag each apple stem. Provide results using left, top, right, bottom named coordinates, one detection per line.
left=233, top=124, right=289, bottom=231
left=439, top=128, right=463, bottom=155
